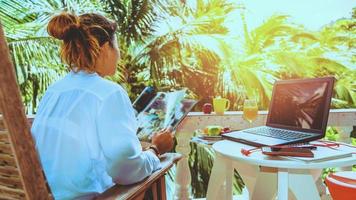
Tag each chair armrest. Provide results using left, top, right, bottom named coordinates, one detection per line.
left=96, top=153, right=182, bottom=200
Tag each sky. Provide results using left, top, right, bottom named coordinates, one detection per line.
left=237, top=0, right=356, bottom=31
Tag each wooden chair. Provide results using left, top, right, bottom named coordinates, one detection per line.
left=0, top=23, right=181, bottom=200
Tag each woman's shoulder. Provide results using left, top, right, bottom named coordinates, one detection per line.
left=94, top=77, right=127, bottom=99
left=46, top=71, right=127, bottom=100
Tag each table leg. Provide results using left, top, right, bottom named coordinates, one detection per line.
left=225, top=161, right=233, bottom=200
left=251, top=167, right=277, bottom=200
left=289, top=169, right=321, bottom=200
left=206, top=153, right=233, bottom=200
left=277, top=168, right=289, bottom=200
left=231, top=161, right=260, bottom=196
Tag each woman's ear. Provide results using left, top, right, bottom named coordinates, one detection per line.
left=97, top=41, right=119, bottom=76
left=101, top=42, right=111, bottom=56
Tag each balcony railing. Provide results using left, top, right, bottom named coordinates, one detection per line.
left=174, top=109, right=356, bottom=199
left=1, top=109, right=355, bottom=199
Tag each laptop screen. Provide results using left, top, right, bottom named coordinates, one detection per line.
left=267, top=78, right=333, bottom=132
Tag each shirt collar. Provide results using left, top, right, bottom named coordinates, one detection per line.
left=69, top=70, right=98, bottom=77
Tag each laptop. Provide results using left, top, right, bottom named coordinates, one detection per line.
left=222, top=77, right=335, bottom=147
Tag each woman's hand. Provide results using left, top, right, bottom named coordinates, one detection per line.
left=151, top=128, right=174, bottom=155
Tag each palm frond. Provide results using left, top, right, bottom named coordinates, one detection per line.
left=102, top=0, right=164, bottom=44
left=246, top=15, right=299, bottom=54
left=291, top=33, right=318, bottom=43
left=334, top=72, right=356, bottom=107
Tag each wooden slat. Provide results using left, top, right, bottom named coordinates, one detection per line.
left=151, top=182, right=158, bottom=200
left=0, top=154, right=17, bottom=167
left=0, top=22, right=52, bottom=199
left=0, top=131, right=10, bottom=143
left=158, top=176, right=166, bottom=200
left=0, top=141, right=12, bottom=154
left=0, top=166, right=20, bottom=178
left=0, top=185, right=26, bottom=199
left=0, top=175, right=23, bottom=189
left=0, top=118, right=5, bottom=131
left=0, top=195, right=18, bottom=200
left=0, top=172, right=21, bottom=183
left=0, top=194, right=24, bottom=200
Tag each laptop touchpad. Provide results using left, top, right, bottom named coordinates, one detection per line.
left=237, top=132, right=259, bottom=141
left=225, top=131, right=288, bottom=146
left=226, top=131, right=259, bottom=141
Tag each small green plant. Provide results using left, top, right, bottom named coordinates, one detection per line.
left=325, top=127, right=340, bottom=141
left=322, top=167, right=337, bottom=181
left=352, top=137, right=356, bottom=146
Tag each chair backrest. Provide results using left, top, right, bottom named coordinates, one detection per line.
left=0, top=22, right=52, bottom=199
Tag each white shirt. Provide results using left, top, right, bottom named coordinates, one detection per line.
left=31, top=71, right=160, bottom=200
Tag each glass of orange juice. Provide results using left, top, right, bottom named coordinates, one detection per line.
left=243, top=99, right=258, bottom=127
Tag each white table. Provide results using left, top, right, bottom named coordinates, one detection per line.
left=206, top=140, right=356, bottom=200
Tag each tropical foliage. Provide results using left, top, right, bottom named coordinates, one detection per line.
left=1, top=0, right=355, bottom=113
left=189, top=141, right=245, bottom=197
left=1, top=0, right=355, bottom=198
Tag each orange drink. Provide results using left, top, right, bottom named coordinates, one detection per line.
left=243, top=106, right=258, bottom=123
left=243, top=99, right=258, bottom=125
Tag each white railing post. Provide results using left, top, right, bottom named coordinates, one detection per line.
left=337, top=126, right=353, bottom=172
left=337, top=127, right=352, bottom=143
left=174, top=118, right=195, bottom=200
left=174, top=132, right=193, bottom=199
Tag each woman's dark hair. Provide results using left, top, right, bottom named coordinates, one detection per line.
left=47, top=12, right=117, bottom=72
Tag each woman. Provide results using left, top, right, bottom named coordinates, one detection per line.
left=31, top=12, right=174, bottom=200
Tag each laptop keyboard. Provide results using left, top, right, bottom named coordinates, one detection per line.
left=244, top=127, right=313, bottom=141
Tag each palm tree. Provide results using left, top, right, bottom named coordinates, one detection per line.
left=274, top=12, right=356, bottom=108
left=0, top=0, right=108, bottom=113
left=220, top=8, right=356, bottom=110
left=219, top=14, right=302, bottom=109
left=134, top=0, right=237, bottom=104
left=102, top=0, right=238, bottom=107
left=101, top=0, right=170, bottom=98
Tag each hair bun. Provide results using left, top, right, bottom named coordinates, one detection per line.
left=47, top=12, right=80, bottom=40
left=62, top=24, right=82, bottom=41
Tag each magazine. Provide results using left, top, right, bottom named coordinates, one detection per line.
left=134, top=88, right=197, bottom=142
left=283, top=141, right=354, bottom=163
